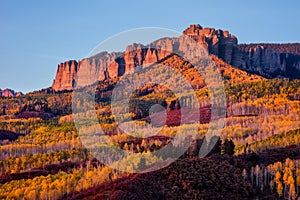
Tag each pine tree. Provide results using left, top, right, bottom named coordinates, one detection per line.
left=222, top=139, right=235, bottom=155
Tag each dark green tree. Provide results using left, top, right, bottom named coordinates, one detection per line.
left=222, top=139, right=235, bottom=155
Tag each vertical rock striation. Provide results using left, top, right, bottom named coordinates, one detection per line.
left=182, top=24, right=240, bottom=66
left=51, top=24, right=300, bottom=91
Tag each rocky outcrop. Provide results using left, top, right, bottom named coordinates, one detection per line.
left=52, top=44, right=174, bottom=91
left=51, top=24, right=300, bottom=91
left=238, top=43, right=300, bottom=55
left=238, top=44, right=300, bottom=78
left=52, top=60, right=79, bottom=91
left=0, top=89, right=23, bottom=97
left=182, top=24, right=240, bottom=66
left=183, top=25, right=300, bottom=78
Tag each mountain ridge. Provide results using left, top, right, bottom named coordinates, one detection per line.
left=0, top=88, right=23, bottom=97
left=51, top=24, right=300, bottom=91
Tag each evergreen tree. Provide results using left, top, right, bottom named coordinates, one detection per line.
left=222, top=139, right=235, bottom=155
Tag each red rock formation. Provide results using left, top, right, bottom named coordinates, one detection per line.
left=51, top=24, right=300, bottom=91
left=51, top=45, right=173, bottom=91
left=0, top=88, right=23, bottom=97
left=52, top=60, right=79, bottom=91
left=182, top=24, right=239, bottom=66
left=52, top=24, right=237, bottom=91
left=16, top=92, right=23, bottom=97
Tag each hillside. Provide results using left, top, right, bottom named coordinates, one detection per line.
left=1, top=24, right=300, bottom=200
left=65, top=145, right=300, bottom=200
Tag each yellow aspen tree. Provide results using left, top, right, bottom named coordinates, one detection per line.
left=277, top=182, right=283, bottom=197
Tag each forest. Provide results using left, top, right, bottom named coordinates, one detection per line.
left=1, top=53, right=300, bottom=199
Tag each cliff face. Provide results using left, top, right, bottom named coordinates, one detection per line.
left=183, top=25, right=300, bottom=78
left=52, top=60, right=78, bottom=91
left=182, top=24, right=240, bottom=67
left=51, top=24, right=300, bottom=91
left=52, top=43, right=175, bottom=91
left=238, top=44, right=300, bottom=78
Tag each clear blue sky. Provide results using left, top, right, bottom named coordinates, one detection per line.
left=0, top=0, right=299, bottom=93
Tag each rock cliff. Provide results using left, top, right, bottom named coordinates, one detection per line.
left=183, top=25, right=300, bottom=78
left=182, top=24, right=240, bottom=66
left=52, top=43, right=174, bottom=91
left=51, top=24, right=300, bottom=91
left=238, top=44, right=300, bottom=78
left=52, top=60, right=79, bottom=91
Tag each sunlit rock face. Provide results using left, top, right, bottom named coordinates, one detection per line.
left=183, top=24, right=239, bottom=67
left=51, top=24, right=300, bottom=91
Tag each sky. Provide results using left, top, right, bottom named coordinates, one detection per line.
left=0, top=0, right=299, bottom=93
